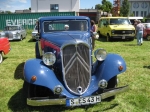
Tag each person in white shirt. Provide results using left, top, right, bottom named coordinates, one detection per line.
left=136, top=20, right=145, bottom=45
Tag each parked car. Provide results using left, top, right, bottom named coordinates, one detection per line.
left=97, top=17, right=136, bottom=41
left=31, top=25, right=38, bottom=40
left=143, top=23, right=150, bottom=40
left=0, top=25, right=26, bottom=41
left=0, top=38, right=10, bottom=63
left=23, top=16, right=129, bottom=107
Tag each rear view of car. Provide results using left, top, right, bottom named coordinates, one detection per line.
left=143, top=23, right=150, bottom=40
left=31, top=25, right=38, bottom=40
left=0, top=38, right=11, bottom=63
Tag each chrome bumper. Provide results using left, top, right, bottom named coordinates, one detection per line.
left=27, top=85, right=129, bottom=106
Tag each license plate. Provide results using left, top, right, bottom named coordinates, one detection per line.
left=122, top=36, right=125, bottom=39
left=66, top=95, right=101, bottom=106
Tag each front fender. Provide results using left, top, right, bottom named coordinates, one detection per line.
left=94, top=53, right=126, bottom=81
left=23, top=59, right=64, bottom=89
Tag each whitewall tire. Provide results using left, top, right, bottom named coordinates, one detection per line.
left=0, top=52, right=3, bottom=64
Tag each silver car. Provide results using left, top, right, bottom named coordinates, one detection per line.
left=31, top=25, right=38, bottom=40
left=0, top=25, right=26, bottom=41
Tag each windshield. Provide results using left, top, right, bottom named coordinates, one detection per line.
left=43, top=20, right=88, bottom=32
left=4, top=26, right=19, bottom=31
left=110, top=19, right=131, bottom=25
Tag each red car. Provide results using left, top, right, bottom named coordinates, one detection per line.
left=0, top=38, right=11, bottom=63
left=143, top=23, right=150, bottom=40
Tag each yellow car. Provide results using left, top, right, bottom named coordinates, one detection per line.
left=97, top=17, right=136, bottom=41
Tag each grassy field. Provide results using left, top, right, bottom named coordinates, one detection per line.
left=0, top=31, right=150, bottom=112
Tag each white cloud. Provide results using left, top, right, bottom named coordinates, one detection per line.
left=19, top=0, right=27, bottom=3
left=6, top=5, right=11, bottom=8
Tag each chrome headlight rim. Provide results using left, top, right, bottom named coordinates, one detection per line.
left=94, top=48, right=107, bottom=61
left=42, top=52, right=56, bottom=66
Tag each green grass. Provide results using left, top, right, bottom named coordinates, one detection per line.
left=0, top=32, right=150, bottom=112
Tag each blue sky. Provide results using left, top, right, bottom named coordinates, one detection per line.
left=80, top=0, right=113, bottom=9
left=0, top=0, right=113, bottom=12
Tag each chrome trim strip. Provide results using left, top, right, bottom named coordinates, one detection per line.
left=27, top=85, right=129, bottom=106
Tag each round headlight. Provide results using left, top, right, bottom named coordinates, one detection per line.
left=42, top=52, right=56, bottom=66
left=94, top=48, right=107, bottom=61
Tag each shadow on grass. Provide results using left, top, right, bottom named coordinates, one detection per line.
left=102, top=103, right=118, bottom=111
left=98, top=37, right=135, bottom=42
left=143, top=65, right=150, bottom=69
left=14, top=62, right=25, bottom=80
left=28, top=39, right=36, bottom=42
left=123, top=43, right=137, bottom=46
left=2, top=57, right=8, bottom=62
left=7, top=86, right=95, bottom=112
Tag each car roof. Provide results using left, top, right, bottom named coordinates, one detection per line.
left=100, top=17, right=128, bottom=19
left=39, top=16, right=90, bottom=21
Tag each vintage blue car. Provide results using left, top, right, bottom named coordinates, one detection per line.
left=23, top=16, right=129, bottom=107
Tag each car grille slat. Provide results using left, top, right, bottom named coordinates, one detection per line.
left=62, top=43, right=91, bottom=95
left=113, top=30, right=134, bottom=34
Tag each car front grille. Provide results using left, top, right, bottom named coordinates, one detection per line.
left=62, top=43, right=91, bottom=95
left=113, top=30, right=135, bottom=34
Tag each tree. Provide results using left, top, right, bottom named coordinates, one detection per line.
left=95, top=4, right=102, bottom=10
left=29, top=7, right=31, bottom=10
left=120, top=0, right=130, bottom=17
left=95, top=0, right=112, bottom=12
left=5, top=11, right=12, bottom=14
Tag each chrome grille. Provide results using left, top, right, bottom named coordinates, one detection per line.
left=62, top=43, right=91, bottom=95
left=113, top=30, right=135, bottom=34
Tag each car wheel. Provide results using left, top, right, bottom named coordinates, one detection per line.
left=106, top=34, right=112, bottom=42
left=35, top=42, right=41, bottom=59
left=104, top=76, right=117, bottom=101
left=147, top=35, right=150, bottom=41
left=20, top=35, right=23, bottom=41
left=23, top=81, right=30, bottom=105
left=97, top=31, right=101, bottom=38
left=0, top=52, right=3, bottom=64
left=129, top=38, right=134, bottom=41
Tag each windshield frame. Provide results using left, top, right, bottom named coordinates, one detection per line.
left=42, top=20, right=88, bottom=33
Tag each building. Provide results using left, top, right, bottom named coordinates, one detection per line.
left=120, top=0, right=150, bottom=17
left=31, top=0, right=80, bottom=12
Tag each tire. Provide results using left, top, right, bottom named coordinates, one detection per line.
left=147, top=35, right=150, bottom=41
left=104, top=76, right=117, bottom=101
left=0, top=52, right=3, bottom=64
left=106, top=34, right=112, bottom=42
left=20, top=35, right=23, bottom=41
left=129, top=38, right=134, bottom=41
left=35, top=42, right=41, bottom=59
left=98, top=31, right=102, bottom=38
left=23, top=81, right=29, bottom=105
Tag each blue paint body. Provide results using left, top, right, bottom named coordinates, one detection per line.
left=24, top=16, right=127, bottom=99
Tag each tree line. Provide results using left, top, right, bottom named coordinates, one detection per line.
left=95, top=0, right=130, bottom=17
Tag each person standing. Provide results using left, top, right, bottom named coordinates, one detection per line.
left=90, top=20, right=97, bottom=50
left=134, top=19, right=138, bottom=28
left=136, top=20, right=145, bottom=45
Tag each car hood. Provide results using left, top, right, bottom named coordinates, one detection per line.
left=42, top=32, right=91, bottom=47
left=109, top=24, right=135, bottom=30
left=0, top=31, right=5, bottom=35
